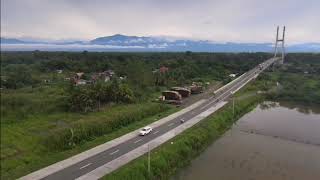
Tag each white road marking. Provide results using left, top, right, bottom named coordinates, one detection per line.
left=200, top=105, right=207, bottom=110
left=79, top=163, right=92, bottom=170
left=109, top=149, right=119, bottom=155
left=200, top=101, right=215, bottom=110
left=168, top=122, right=175, bottom=127
left=153, top=130, right=159, bottom=135
left=134, top=139, right=143, bottom=144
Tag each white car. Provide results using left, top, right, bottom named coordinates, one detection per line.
left=139, top=126, right=153, bottom=136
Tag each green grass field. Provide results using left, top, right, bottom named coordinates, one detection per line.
left=1, top=99, right=177, bottom=179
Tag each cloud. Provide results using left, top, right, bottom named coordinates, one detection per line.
left=1, top=0, right=319, bottom=43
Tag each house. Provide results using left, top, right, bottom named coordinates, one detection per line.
left=229, top=74, right=237, bottom=78
left=91, top=70, right=115, bottom=83
left=76, top=79, right=87, bottom=85
left=104, top=70, right=115, bottom=77
left=76, top=72, right=84, bottom=79
left=153, top=66, right=169, bottom=74
left=104, top=76, right=110, bottom=82
left=71, top=72, right=87, bottom=85
left=159, top=66, right=169, bottom=73
left=56, top=70, right=63, bottom=74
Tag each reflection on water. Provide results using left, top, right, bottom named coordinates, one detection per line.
left=237, top=101, right=320, bottom=145
left=260, top=101, right=320, bottom=114
left=174, top=101, right=320, bottom=180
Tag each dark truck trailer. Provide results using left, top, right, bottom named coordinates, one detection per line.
left=170, top=87, right=191, bottom=97
left=190, top=85, right=203, bottom=94
left=162, top=90, right=182, bottom=101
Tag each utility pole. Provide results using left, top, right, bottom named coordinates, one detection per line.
left=231, top=91, right=235, bottom=123
left=229, top=91, right=235, bottom=122
left=148, top=144, right=151, bottom=176
left=232, top=94, right=235, bottom=123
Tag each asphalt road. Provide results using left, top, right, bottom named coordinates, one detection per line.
left=42, top=58, right=277, bottom=180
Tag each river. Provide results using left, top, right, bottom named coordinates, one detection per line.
left=174, top=101, right=320, bottom=180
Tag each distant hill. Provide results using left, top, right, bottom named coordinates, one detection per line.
left=1, top=37, right=26, bottom=44
left=90, top=34, right=168, bottom=46
left=1, top=35, right=319, bottom=52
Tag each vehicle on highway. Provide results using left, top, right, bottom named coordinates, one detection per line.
left=259, top=64, right=263, bottom=70
left=139, top=126, right=153, bottom=136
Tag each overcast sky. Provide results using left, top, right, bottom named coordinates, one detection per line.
left=1, top=0, right=319, bottom=43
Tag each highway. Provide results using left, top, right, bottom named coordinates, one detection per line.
left=23, top=57, right=278, bottom=180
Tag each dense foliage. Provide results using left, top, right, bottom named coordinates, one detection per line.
left=1, top=51, right=269, bottom=89
left=1, top=51, right=268, bottom=118
left=67, top=80, right=134, bottom=112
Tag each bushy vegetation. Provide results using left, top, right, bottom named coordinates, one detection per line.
left=67, top=80, right=134, bottom=112
left=104, top=95, right=263, bottom=180
left=1, top=86, right=68, bottom=123
left=284, top=53, right=320, bottom=75
left=263, top=72, right=320, bottom=104
left=46, top=103, right=170, bottom=150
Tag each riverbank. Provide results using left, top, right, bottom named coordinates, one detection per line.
left=174, top=101, right=320, bottom=180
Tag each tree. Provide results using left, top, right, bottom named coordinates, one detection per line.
left=3, top=64, right=36, bottom=89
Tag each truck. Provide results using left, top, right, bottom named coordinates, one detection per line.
left=162, top=90, right=182, bottom=101
left=190, top=85, right=203, bottom=94
left=170, top=87, right=191, bottom=97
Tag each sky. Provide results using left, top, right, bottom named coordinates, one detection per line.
left=1, top=0, right=319, bottom=44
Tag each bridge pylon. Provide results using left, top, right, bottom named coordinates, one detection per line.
left=274, top=26, right=286, bottom=64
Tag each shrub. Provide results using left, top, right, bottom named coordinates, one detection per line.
left=45, top=103, right=170, bottom=150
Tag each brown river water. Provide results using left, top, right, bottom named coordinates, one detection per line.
left=174, top=101, right=320, bottom=180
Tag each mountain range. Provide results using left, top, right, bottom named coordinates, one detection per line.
left=1, top=35, right=319, bottom=52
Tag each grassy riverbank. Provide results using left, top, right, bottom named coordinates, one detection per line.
left=103, top=93, right=264, bottom=180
